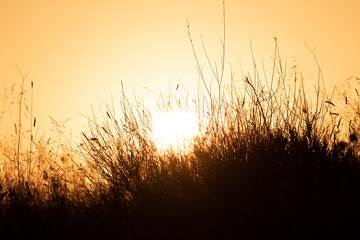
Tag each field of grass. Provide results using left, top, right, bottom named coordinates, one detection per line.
left=1, top=32, right=360, bottom=239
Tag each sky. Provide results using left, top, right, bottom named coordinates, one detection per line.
left=0, top=0, right=359, bottom=137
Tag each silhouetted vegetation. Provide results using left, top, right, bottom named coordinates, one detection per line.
left=1, top=8, right=360, bottom=238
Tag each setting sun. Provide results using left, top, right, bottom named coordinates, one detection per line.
left=151, top=111, right=199, bottom=150
left=1, top=0, right=360, bottom=238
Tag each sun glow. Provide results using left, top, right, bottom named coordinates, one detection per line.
left=152, top=111, right=199, bottom=151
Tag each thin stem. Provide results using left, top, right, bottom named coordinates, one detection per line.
left=29, top=81, right=34, bottom=182
left=15, top=64, right=28, bottom=183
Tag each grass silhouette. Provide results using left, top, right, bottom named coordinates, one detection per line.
left=1, top=50, right=359, bottom=240
left=1, top=8, right=360, bottom=239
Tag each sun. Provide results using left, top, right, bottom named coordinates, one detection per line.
left=151, top=111, right=199, bottom=151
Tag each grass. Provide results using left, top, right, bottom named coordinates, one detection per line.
left=1, top=9, right=360, bottom=239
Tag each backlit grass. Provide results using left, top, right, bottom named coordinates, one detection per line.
left=1, top=17, right=360, bottom=239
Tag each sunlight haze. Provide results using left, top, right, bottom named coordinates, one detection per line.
left=152, top=111, right=199, bottom=151
left=0, top=0, right=359, bottom=137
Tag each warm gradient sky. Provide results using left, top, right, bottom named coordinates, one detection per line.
left=1, top=0, right=359, bottom=136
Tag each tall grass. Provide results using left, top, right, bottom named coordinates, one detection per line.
left=70, top=36, right=360, bottom=238
left=1, top=8, right=360, bottom=239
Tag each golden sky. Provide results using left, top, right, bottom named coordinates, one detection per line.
left=1, top=0, right=359, bottom=136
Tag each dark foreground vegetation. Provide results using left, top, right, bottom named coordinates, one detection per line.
left=1, top=123, right=360, bottom=239
left=1, top=27, right=360, bottom=239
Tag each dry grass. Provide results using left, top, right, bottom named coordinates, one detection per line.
left=1, top=4, right=360, bottom=237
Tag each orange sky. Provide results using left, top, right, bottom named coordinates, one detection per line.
left=1, top=0, right=359, bottom=137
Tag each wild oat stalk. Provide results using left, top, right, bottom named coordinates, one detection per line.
left=15, top=65, right=28, bottom=183
left=28, top=81, right=34, bottom=182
